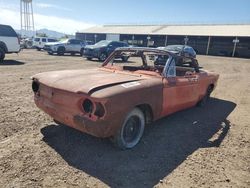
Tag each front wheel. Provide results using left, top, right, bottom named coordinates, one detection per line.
left=80, top=48, right=84, bottom=56
left=98, top=53, right=107, bottom=61
left=114, top=108, right=145, bottom=149
left=0, top=47, right=5, bottom=62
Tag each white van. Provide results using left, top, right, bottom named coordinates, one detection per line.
left=33, top=37, right=58, bottom=51
left=0, top=24, right=20, bottom=62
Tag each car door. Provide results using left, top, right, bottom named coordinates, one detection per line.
left=66, top=39, right=75, bottom=51
left=161, top=57, right=200, bottom=116
left=41, top=38, right=47, bottom=48
left=72, top=40, right=82, bottom=52
left=106, top=42, right=118, bottom=55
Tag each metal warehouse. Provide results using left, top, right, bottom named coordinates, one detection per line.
left=76, top=24, right=250, bottom=58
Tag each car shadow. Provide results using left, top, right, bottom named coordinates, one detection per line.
left=0, top=60, right=25, bottom=65
left=40, top=98, right=236, bottom=188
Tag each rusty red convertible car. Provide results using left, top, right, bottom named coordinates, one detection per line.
left=32, top=47, right=219, bottom=149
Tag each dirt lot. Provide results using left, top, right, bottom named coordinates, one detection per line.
left=0, top=49, right=249, bottom=188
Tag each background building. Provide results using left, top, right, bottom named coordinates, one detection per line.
left=76, top=24, right=250, bottom=58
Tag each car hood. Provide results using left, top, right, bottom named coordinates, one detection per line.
left=32, top=68, right=146, bottom=95
left=85, top=45, right=105, bottom=50
left=45, top=42, right=64, bottom=46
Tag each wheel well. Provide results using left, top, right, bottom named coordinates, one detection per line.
left=58, top=46, right=65, bottom=50
left=0, top=41, right=8, bottom=52
left=136, top=104, right=153, bottom=125
left=208, top=84, right=214, bottom=93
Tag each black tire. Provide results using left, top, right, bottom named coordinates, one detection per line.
left=197, top=85, right=213, bottom=107
left=48, top=51, right=53, bottom=55
left=57, top=47, right=65, bottom=56
left=114, top=108, right=145, bottom=149
left=80, top=48, right=84, bottom=56
left=36, top=47, right=41, bottom=51
left=99, top=53, right=107, bottom=61
left=87, top=57, right=92, bottom=60
left=121, top=56, right=129, bottom=62
left=0, top=47, right=5, bottom=63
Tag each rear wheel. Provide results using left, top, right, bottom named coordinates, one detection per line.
left=36, top=47, right=41, bottom=51
left=87, top=57, right=92, bottom=60
left=0, top=47, right=5, bottom=62
left=80, top=48, right=84, bottom=56
left=114, top=108, right=145, bottom=149
left=197, top=85, right=213, bottom=107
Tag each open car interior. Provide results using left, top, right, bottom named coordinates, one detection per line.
left=105, top=49, right=200, bottom=77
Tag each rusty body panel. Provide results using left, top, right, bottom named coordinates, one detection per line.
left=32, top=47, right=219, bottom=139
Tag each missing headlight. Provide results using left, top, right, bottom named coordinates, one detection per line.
left=32, top=81, right=39, bottom=93
left=82, top=99, right=93, bottom=113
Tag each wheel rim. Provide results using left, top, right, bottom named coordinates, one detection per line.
left=100, top=54, right=107, bottom=61
left=123, top=115, right=141, bottom=143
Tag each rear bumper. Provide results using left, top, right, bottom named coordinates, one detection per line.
left=34, top=94, right=118, bottom=138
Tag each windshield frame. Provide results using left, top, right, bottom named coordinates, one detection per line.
left=102, top=47, right=173, bottom=67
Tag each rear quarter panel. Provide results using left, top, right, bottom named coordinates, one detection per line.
left=90, top=78, right=164, bottom=135
left=198, top=70, right=219, bottom=100
left=0, top=36, right=20, bottom=52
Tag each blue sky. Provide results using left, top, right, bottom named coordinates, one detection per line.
left=0, top=0, right=250, bottom=34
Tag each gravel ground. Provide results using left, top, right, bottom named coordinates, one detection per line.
left=0, top=49, right=249, bottom=188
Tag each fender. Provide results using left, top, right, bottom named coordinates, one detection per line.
left=0, top=41, right=8, bottom=52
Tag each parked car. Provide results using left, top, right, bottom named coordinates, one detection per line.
left=155, top=45, right=198, bottom=69
left=83, top=40, right=129, bottom=61
left=44, top=39, right=93, bottom=56
left=158, top=45, right=197, bottom=58
left=20, top=37, right=33, bottom=49
left=0, top=24, right=20, bottom=62
left=31, top=47, right=219, bottom=149
left=33, top=37, right=58, bottom=51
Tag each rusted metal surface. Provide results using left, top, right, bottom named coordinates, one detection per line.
left=32, top=47, right=219, bottom=138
